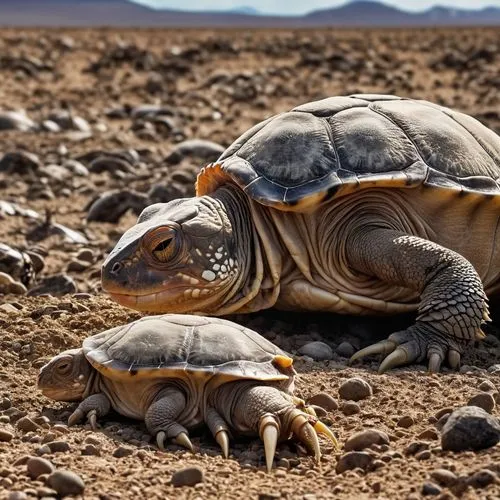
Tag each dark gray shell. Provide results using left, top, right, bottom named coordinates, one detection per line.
left=198, top=94, right=500, bottom=209
left=82, top=314, right=292, bottom=382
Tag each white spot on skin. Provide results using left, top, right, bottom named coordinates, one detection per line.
left=202, top=270, right=216, bottom=282
left=221, top=265, right=227, bottom=272
left=195, top=249, right=203, bottom=257
left=223, top=259, right=228, bottom=266
left=229, top=258, right=234, bottom=267
left=217, top=247, right=223, bottom=252
left=209, top=258, right=215, bottom=263
left=192, top=289, right=201, bottom=298
left=215, top=253, right=222, bottom=260
left=220, top=273, right=228, bottom=279
left=213, top=264, right=220, bottom=271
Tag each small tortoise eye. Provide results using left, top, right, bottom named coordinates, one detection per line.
left=57, top=362, right=71, bottom=373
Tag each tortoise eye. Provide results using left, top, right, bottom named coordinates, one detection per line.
left=144, top=227, right=178, bottom=264
left=152, top=238, right=174, bottom=263
left=57, top=361, right=71, bottom=373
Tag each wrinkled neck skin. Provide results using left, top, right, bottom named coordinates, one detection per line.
left=208, top=185, right=284, bottom=315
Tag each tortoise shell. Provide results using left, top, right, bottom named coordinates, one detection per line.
left=196, top=94, right=500, bottom=211
left=82, top=314, right=293, bottom=382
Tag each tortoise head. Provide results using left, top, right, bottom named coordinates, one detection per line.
left=101, top=196, right=242, bottom=314
left=37, top=348, right=93, bottom=401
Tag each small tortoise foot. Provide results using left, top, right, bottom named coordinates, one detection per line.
left=350, top=323, right=468, bottom=373
left=259, top=408, right=339, bottom=472
left=68, top=393, right=110, bottom=430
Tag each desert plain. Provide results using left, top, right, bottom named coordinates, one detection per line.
left=0, top=27, right=499, bottom=499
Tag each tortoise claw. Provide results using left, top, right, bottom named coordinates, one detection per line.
left=427, top=352, right=443, bottom=373
left=215, top=430, right=230, bottom=459
left=259, top=414, right=279, bottom=473
left=173, top=432, right=194, bottom=452
left=378, top=347, right=411, bottom=373
left=87, top=410, right=97, bottom=430
left=314, top=421, right=340, bottom=451
left=68, top=408, right=84, bottom=427
left=156, top=431, right=166, bottom=451
left=350, top=340, right=397, bottom=364
left=448, top=349, right=461, bottom=369
left=290, top=414, right=321, bottom=463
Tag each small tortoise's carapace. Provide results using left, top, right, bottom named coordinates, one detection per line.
left=101, top=94, right=500, bottom=373
left=38, top=314, right=338, bottom=472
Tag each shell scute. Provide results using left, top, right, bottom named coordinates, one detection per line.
left=196, top=95, right=500, bottom=211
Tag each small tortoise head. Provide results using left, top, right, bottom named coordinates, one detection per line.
left=38, top=348, right=93, bottom=401
left=101, top=197, right=241, bottom=313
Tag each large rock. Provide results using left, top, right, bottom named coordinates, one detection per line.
left=441, top=406, right=500, bottom=451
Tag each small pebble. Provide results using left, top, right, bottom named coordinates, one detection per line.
left=338, top=377, right=372, bottom=401
left=467, top=469, right=498, bottom=488
left=344, top=429, right=389, bottom=451
left=397, top=415, right=414, bottom=428
left=430, top=468, right=457, bottom=487
left=16, top=417, right=40, bottom=433
left=81, top=444, right=100, bottom=456
left=341, top=402, right=361, bottom=415
left=0, top=429, right=14, bottom=442
left=7, top=492, right=28, bottom=500
left=422, top=482, right=442, bottom=496
left=46, top=440, right=70, bottom=453
left=417, top=428, right=439, bottom=441
left=26, top=457, right=55, bottom=479
left=478, top=380, right=496, bottom=392
left=298, top=341, right=333, bottom=361
left=47, top=470, right=85, bottom=496
left=335, top=341, right=356, bottom=358
left=467, top=392, right=495, bottom=413
left=306, top=393, right=338, bottom=411
left=415, top=450, right=431, bottom=460
left=336, top=451, right=373, bottom=474
left=171, top=466, right=204, bottom=487
left=113, top=446, right=134, bottom=458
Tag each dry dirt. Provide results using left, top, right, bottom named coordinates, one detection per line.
left=0, top=28, right=499, bottom=500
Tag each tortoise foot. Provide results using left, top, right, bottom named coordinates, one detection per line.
left=350, top=323, right=467, bottom=373
left=67, top=393, right=110, bottom=430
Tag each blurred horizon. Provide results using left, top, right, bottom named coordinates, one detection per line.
left=133, top=0, right=500, bottom=15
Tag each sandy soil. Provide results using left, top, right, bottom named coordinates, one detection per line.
left=0, top=28, right=499, bottom=499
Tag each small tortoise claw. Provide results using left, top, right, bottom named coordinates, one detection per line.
left=314, top=421, right=340, bottom=451
left=259, top=414, right=279, bottom=473
left=156, top=431, right=166, bottom=451
left=68, top=408, right=98, bottom=429
left=173, top=432, right=194, bottom=452
left=290, top=414, right=321, bottom=463
left=215, top=430, right=230, bottom=459
left=68, top=408, right=84, bottom=427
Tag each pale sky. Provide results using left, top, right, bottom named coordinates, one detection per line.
left=133, top=0, right=500, bottom=15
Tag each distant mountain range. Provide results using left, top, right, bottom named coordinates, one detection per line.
left=0, top=0, right=499, bottom=27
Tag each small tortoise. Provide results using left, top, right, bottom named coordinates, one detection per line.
left=102, top=94, right=500, bottom=373
left=38, top=314, right=337, bottom=471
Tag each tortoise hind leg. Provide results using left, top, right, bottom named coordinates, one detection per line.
left=145, top=386, right=194, bottom=452
left=346, top=226, right=488, bottom=373
left=210, top=382, right=339, bottom=472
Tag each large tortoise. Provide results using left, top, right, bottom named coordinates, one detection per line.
left=102, top=94, right=500, bottom=373
left=38, top=314, right=337, bottom=471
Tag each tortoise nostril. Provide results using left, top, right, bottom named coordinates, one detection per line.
left=110, top=262, right=123, bottom=275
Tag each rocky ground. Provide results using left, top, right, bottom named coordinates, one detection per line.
left=0, top=27, right=499, bottom=499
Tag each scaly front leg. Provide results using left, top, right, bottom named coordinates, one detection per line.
left=68, top=393, right=111, bottom=430
left=346, top=227, right=488, bottom=373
